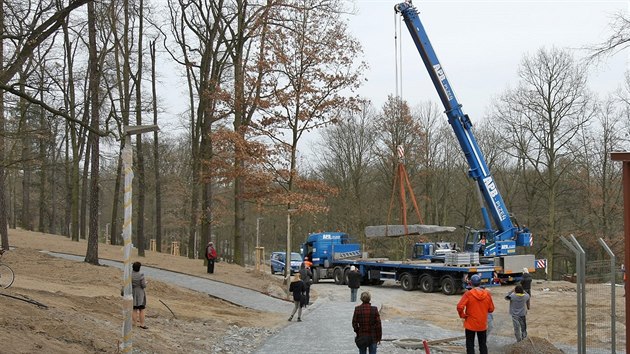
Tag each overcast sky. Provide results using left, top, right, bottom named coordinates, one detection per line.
left=156, top=1, right=629, bottom=158
left=347, top=0, right=628, bottom=121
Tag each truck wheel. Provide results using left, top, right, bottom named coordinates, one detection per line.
left=333, top=267, right=344, bottom=285
left=440, top=276, right=458, bottom=295
left=312, top=268, right=319, bottom=284
left=270, top=266, right=275, bottom=275
left=419, top=274, right=435, bottom=293
left=400, top=273, right=416, bottom=291
left=342, top=267, right=350, bottom=285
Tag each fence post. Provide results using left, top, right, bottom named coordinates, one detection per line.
left=560, top=235, right=586, bottom=354
left=598, top=238, right=616, bottom=353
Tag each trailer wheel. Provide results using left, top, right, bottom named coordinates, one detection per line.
left=312, top=268, right=319, bottom=284
left=400, top=273, right=416, bottom=291
left=440, top=275, right=458, bottom=295
left=333, top=267, right=344, bottom=285
left=419, top=274, right=435, bottom=293
left=342, top=267, right=350, bottom=285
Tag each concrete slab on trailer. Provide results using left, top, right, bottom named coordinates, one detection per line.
left=365, top=224, right=456, bottom=238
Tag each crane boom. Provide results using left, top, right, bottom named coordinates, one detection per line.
left=395, top=1, right=531, bottom=256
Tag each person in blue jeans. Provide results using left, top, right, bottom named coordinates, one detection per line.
left=505, top=284, right=530, bottom=342
left=347, top=265, right=361, bottom=302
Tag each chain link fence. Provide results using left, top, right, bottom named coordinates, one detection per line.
left=585, top=259, right=625, bottom=353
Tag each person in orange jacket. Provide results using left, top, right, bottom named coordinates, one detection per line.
left=457, top=274, right=495, bottom=354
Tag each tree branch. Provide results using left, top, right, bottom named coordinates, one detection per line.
left=0, top=0, right=93, bottom=86
left=0, top=83, right=108, bottom=137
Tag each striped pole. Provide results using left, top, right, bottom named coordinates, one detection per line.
left=120, top=141, right=134, bottom=353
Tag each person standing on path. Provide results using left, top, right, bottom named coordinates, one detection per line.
left=505, top=284, right=530, bottom=342
left=288, top=273, right=306, bottom=322
left=520, top=267, right=532, bottom=308
left=456, top=274, right=495, bottom=354
left=299, top=261, right=313, bottom=306
left=352, top=291, right=382, bottom=354
left=132, top=261, right=148, bottom=329
left=205, top=241, right=217, bottom=274
left=347, top=265, right=362, bottom=302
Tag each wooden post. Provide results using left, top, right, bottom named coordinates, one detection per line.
left=171, top=241, right=180, bottom=256
left=610, top=151, right=630, bottom=354
left=255, top=246, right=265, bottom=272
left=150, top=239, right=156, bottom=252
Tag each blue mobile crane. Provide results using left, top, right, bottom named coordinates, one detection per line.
left=394, top=1, right=533, bottom=267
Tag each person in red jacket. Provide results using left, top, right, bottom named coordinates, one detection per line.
left=457, top=274, right=495, bottom=354
left=205, top=241, right=217, bottom=274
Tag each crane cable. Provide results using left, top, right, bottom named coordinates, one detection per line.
left=394, top=11, right=403, bottom=100
left=389, top=14, right=425, bottom=236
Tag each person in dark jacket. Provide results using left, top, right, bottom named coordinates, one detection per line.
left=352, top=291, right=382, bottom=354
left=299, top=262, right=313, bottom=306
left=132, top=261, right=148, bottom=329
left=288, top=273, right=306, bottom=321
left=505, top=284, right=530, bottom=341
left=520, top=268, right=532, bottom=309
left=347, top=265, right=362, bottom=302
left=205, top=241, right=217, bottom=274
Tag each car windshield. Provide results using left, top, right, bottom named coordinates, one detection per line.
left=291, top=253, right=302, bottom=261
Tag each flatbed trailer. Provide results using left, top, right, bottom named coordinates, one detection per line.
left=316, top=257, right=498, bottom=295
left=302, top=232, right=512, bottom=295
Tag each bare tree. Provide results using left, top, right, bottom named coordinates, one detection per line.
left=150, top=40, right=162, bottom=252
left=490, top=47, right=595, bottom=279
left=568, top=95, right=625, bottom=254
left=372, top=95, right=423, bottom=205
left=164, top=0, right=234, bottom=259
left=134, top=0, right=147, bottom=256
left=587, top=11, right=630, bottom=62
left=315, top=100, right=378, bottom=239
left=0, top=0, right=7, bottom=249
left=84, top=0, right=102, bottom=265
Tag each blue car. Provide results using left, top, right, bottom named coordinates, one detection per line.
left=270, top=252, right=302, bottom=275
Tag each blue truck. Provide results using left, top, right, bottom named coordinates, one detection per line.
left=301, top=231, right=504, bottom=295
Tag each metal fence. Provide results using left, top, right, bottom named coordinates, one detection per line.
left=561, top=235, right=624, bottom=354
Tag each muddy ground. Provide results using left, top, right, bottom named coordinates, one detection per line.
left=0, top=229, right=624, bottom=353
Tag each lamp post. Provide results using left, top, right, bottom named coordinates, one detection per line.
left=120, top=124, right=159, bottom=353
left=256, top=217, right=262, bottom=249
left=255, top=217, right=263, bottom=272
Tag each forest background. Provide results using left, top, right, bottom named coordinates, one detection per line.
left=1, top=0, right=630, bottom=280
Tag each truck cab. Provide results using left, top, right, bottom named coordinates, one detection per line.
left=301, top=232, right=362, bottom=283
left=412, top=241, right=457, bottom=261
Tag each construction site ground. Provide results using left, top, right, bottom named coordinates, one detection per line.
left=0, top=229, right=624, bottom=353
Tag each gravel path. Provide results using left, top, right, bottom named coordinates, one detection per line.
left=46, top=251, right=580, bottom=354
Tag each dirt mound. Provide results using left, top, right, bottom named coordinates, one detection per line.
left=503, top=336, right=564, bottom=354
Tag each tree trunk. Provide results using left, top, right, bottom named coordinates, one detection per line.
left=19, top=77, right=33, bottom=231
left=84, top=0, right=101, bottom=265
left=38, top=65, right=47, bottom=233
left=150, top=40, right=162, bottom=252
left=110, top=153, right=122, bottom=245
left=0, top=0, right=8, bottom=249
left=80, top=138, right=91, bottom=239
left=135, top=0, right=146, bottom=257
